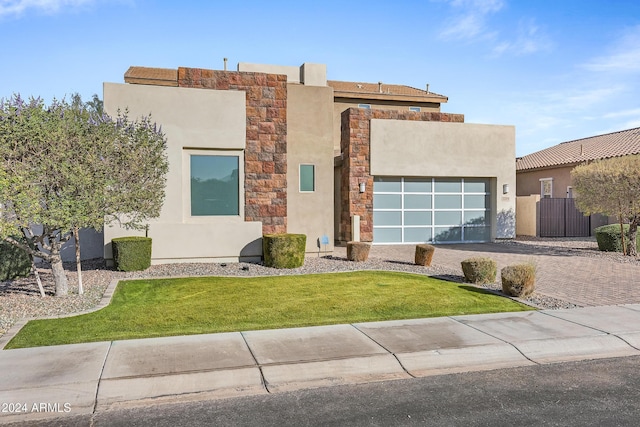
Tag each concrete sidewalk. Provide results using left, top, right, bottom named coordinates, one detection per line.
left=3, top=305, right=640, bottom=423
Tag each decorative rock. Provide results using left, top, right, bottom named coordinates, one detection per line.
left=347, top=242, right=371, bottom=262
left=414, top=244, right=435, bottom=266
left=501, top=264, right=536, bottom=297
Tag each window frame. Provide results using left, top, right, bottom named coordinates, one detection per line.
left=182, top=149, right=244, bottom=221
left=299, top=164, right=315, bottom=193
left=539, top=178, right=553, bottom=198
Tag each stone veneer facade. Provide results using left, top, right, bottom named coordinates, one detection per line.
left=339, top=108, right=465, bottom=243
left=178, top=67, right=288, bottom=234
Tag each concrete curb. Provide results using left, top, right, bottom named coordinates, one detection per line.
left=4, top=305, right=640, bottom=423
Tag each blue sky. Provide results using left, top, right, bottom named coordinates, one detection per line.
left=1, top=0, right=639, bottom=156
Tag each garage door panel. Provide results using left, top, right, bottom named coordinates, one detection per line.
left=464, top=211, right=488, bottom=225
left=464, top=179, right=489, bottom=192
left=434, top=227, right=462, bottom=242
left=465, top=226, right=491, bottom=241
left=404, top=179, right=431, bottom=192
left=405, top=194, right=431, bottom=209
left=373, top=177, right=491, bottom=244
left=374, top=194, right=401, bottom=209
left=374, top=228, right=402, bottom=243
left=434, top=211, right=462, bottom=226
left=373, top=177, right=401, bottom=192
left=404, top=211, right=432, bottom=226
left=434, top=195, right=461, bottom=209
left=434, top=179, right=462, bottom=192
left=374, top=211, right=402, bottom=226
left=405, top=227, right=432, bottom=242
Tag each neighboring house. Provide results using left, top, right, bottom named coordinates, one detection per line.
left=515, top=127, right=640, bottom=237
left=516, top=127, right=640, bottom=198
left=103, top=62, right=515, bottom=265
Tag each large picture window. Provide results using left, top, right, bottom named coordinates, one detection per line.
left=190, top=155, right=239, bottom=216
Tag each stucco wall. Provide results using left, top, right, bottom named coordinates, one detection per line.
left=516, top=165, right=575, bottom=198
left=286, top=84, right=335, bottom=253
left=331, top=100, right=441, bottom=153
left=103, top=82, right=263, bottom=264
left=516, top=195, right=540, bottom=237
left=369, top=120, right=517, bottom=240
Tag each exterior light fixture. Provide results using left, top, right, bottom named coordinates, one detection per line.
left=359, top=182, right=366, bottom=193
left=503, top=184, right=509, bottom=194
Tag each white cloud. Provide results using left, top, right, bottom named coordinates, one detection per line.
left=438, top=0, right=504, bottom=41
left=583, top=25, right=640, bottom=73
left=0, top=0, right=96, bottom=17
left=437, top=0, right=551, bottom=57
left=603, top=108, right=640, bottom=119
left=491, top=19, right=552, bottom=56
left=440, top=13, right=489, bottom=40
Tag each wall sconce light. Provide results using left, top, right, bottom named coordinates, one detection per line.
left=359, top=182, right=366, bottom=193
left=503, top=184, right=509, bottom=194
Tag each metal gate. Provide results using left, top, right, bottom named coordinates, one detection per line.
left=539, top=198, right=591, bottom=237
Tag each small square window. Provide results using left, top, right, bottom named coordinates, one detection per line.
left=358, top=104, right=371, bottom=109
left=300, top=164, right=315, bottom=192
left=409, top=107, right=421, bottom=112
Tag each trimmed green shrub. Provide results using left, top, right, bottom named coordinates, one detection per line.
left=501, top=263, right=536, bottom=297
left=112, top=237, right=152, bottom=271
left=263, top=234, right=306, bottom=269
left=595, top=224, right=640, bottom=253
left=461, top=257, right=497, bottom=284
left=415, top=244, right=435, bottom=266
left=0, top=240, right=31, bottom=281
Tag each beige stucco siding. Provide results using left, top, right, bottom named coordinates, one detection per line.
left=286, top=84, right=335, bottom=252
left=331, top=100, right=440, bottom=153
left=516, top=165, right=575, bottom=198
left=103, top=82, right=263, bottom=264
left=516, top=195, right=540, bottom=236
left=369, top=120, right=516, bottom=239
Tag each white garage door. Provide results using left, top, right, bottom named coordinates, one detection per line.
left=373, top=177, right=491, bottom=243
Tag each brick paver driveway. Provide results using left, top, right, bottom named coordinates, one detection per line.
left=351, top=242, right=640, bottom=307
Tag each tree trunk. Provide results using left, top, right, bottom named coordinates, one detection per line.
left=74, top=227, right=83, bottom=295
left=629, top=220, right=638, bottom=257
left=619, top=217, right=627, bottom=256
left=30, top=255, right=46, bottom=298
left=49, top=241, right=69, bottom=297
left=21, top=229, right=46, bottom=297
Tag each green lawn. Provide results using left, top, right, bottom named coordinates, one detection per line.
left=6, top=271, right=534, bottom=349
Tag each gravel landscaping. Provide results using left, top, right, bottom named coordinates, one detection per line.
left=1, top=236, right=637, bottom=340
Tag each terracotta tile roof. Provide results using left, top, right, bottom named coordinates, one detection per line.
left=124, top=66, right=178, bottom=86
left=328, top=80, right=448, bottom=102
left=516, top=127, right=640, bottom=171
